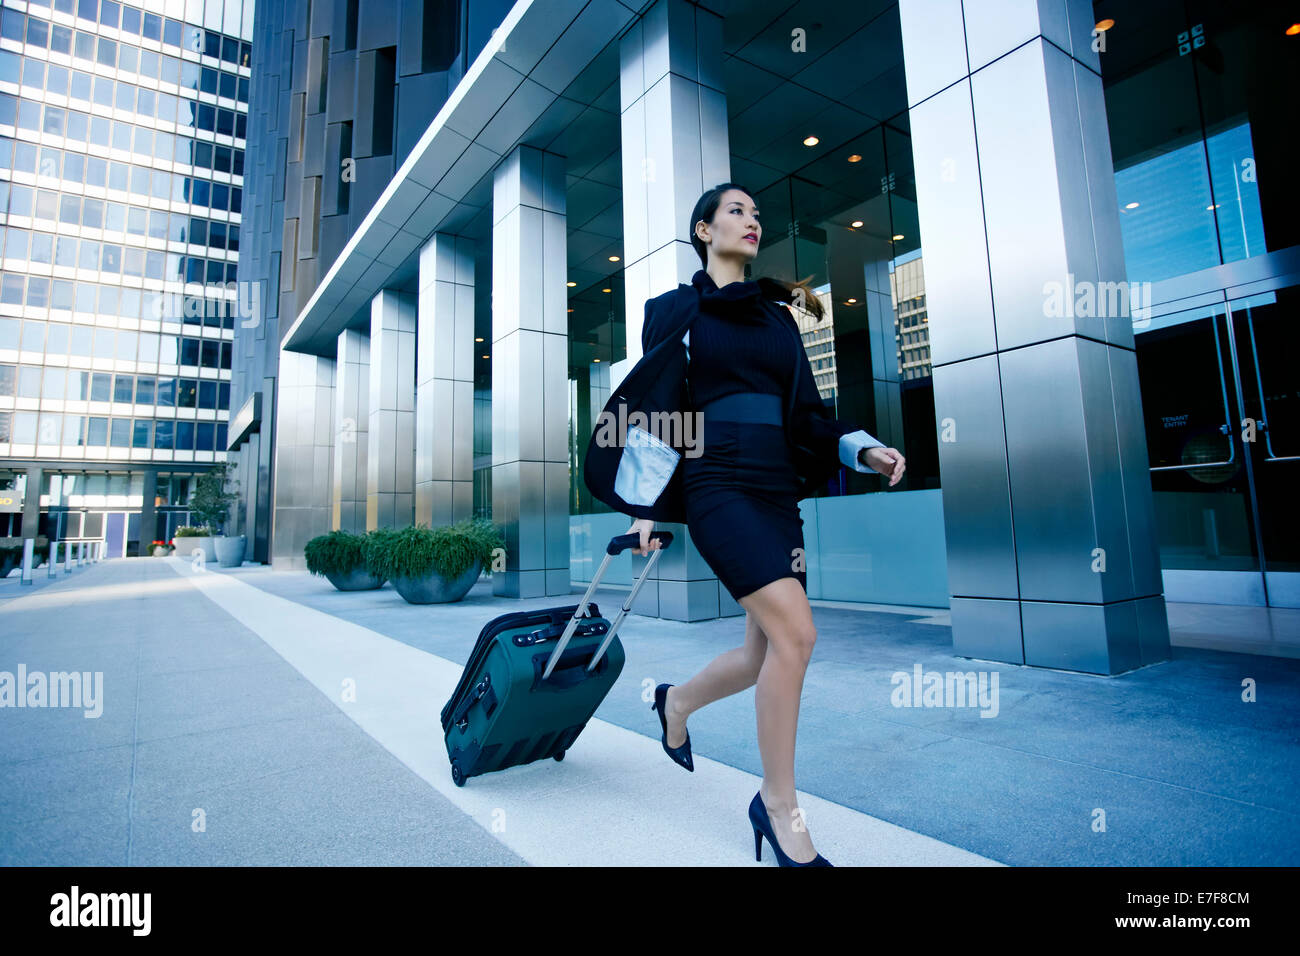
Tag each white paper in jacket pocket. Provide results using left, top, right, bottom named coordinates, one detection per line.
left=614, top=424, right=681, bottom=506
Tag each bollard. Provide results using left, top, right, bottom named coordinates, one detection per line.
left=20, top=539, right=34, bottom=586
left=96, top=541, right=103, bottom=562
left=78, top=542, right=86, bottom=566
left=48, top=542, right=59, bottom=578
left=64, top=541, right=73, bottom=573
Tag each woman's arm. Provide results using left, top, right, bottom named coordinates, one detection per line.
left=785, top=304, right=885, bottom=471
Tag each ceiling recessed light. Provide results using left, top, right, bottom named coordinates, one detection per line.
left=608, top=255, right=620, bottom=262
left=851, top=220, right=863, bottom=228
left=1125, top=201, right=1139, bottom=209
left=1288, top=22, right=1300, bottom=35
left=593, top=358, right=600, bottom=362
left=846, top=298, right=857, bottom=304
left=892, top=234, right=904, bottom=241
left=803, top=135, right=819, bottom=147
left=1095, top=18, right=1115, bottom=31
left=847, top=154, right=862, bottom=163
left=566, top=281, right=576, bottom=287
left=482, top=354, right=488, bottom=359
left=475, top=337, right=483, bottom=342
left=602, top=288, right=611, bottom=293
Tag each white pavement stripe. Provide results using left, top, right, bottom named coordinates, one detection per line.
left=170, top=560, right=1002, bottom=867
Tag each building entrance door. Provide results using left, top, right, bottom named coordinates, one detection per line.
left=104, top=512, right=126, bottom=559
left=1136, top=284, right=1298, bottom=607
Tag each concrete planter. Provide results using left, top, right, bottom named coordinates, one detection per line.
left=174, top=536, right=216, bottom=563
left=324, top=566, right=386, bottom=591
left=391, top=558, right=482, bottom=605
left=214, top=535, right=246, bottom=567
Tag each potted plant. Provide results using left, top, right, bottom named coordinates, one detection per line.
left=364, top=519, right=502, bottom=605
left=172, top=525, right=215, bottom=562
left=304, top=530, right=386, bottom=591
left=150, top=539, right=174, bottom=557
left=189, top=462, right=243, bottom=567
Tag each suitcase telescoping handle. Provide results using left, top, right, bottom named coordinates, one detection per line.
left=541, top=530, right=674, bottom=680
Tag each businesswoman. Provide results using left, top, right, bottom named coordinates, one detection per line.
left=628, top=183, right=906, bottom=866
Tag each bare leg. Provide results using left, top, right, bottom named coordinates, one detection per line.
left=663, top=611, right=768, bottom=749
left=738, top=576, right=819, bottom=863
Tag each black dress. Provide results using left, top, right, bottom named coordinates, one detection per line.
left=681, top=270, right=807, bottom=600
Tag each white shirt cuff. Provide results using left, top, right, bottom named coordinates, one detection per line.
left=839, top=429, right=886, bottom=472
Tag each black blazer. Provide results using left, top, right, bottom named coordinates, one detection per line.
left=583, top=283, right=882, bottom=523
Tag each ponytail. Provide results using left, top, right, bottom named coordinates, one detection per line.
left=754, top=275, right=826, bottom=320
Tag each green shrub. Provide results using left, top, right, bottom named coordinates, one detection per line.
left=304, top=530, right=370, bottom=577
left=188, top=462, right=239, bottom=534
left=364, top=519, right=503, bottom=581
left=360, top=527, right=399, bottom=577
left=173, top=525, right=211, bottom=538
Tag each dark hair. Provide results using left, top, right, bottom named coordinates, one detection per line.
left=689, top=182, right=826, bottom=320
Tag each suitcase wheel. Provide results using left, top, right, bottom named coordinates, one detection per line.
left=553, top=750, right=565, bottom=762
left=451, top=761, right=466, bottom=787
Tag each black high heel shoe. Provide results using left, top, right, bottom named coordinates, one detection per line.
left=749, top=792, right=833, bottom=866
left=650, top=683, right=693, bottom=771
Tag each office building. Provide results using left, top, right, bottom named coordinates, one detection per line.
left=0, top=0, right=252, bottom=556
left=228, top=0, right=1298, bottom=674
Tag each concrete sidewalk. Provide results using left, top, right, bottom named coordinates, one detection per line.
left=0, top=558, right=522, bottom=866
left=2, top=557, right=1297, bottom=865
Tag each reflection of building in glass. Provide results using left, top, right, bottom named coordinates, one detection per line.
left=890, top=251, right=929, bottom=380
left=790, top=286, right=840, bottom=402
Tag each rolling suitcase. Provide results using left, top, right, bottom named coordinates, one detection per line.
left=440, top=529, right=674, bottom=786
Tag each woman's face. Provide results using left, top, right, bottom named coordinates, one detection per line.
left=697, top=189, right=761, bottom=264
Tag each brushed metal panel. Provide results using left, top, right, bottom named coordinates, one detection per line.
left=542, top=150, right=566, bottom=216
left=642, top=79, right=678, bottom=258
left=1108, top=346, right=1164, bottom=598
left=1001, top=339, right=1105, bottom=604
left=932, top=357, right=1018, bottom=599
left=1041, top=41, right=1105, bottom=341
left=518, top=328, right=544, bottom=462
left=544, top=460, right=569, bottom=572
left=1075, top=63, right=1130, bottom=347
left=694, top=3, right=725, bottom=95
left=1021, top=600, right=1125, bottom=673
left=963, top=0, right=1070, bottom=75
left=518, top=459, right=546, bottom=569
left=908, top=80, right=995, bottom=364
left=972, top=42, right=1076, bottom=351
left=898, top=0, right=969, bottom=108
left=619, top=14, right=646, bottom=115
left=950, top=596, right=1024, bottom=664
left=1134, top=594, right=1171, bottom=666
left=542, top=210, right=567, bottom=337
left=620, top=98, right=650, bottom=266
left=453, top=282, right=475, bottom=383
left=543, top=330, right=568, bottom=464
left=1078, top=337, right=1133, bottom=602
left=1064, top=0, right=1102, bottom=74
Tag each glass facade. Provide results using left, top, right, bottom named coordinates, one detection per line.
left=0, top=0, right=252, bottom=556
left=1096, top=1, right=1300, bottom=585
